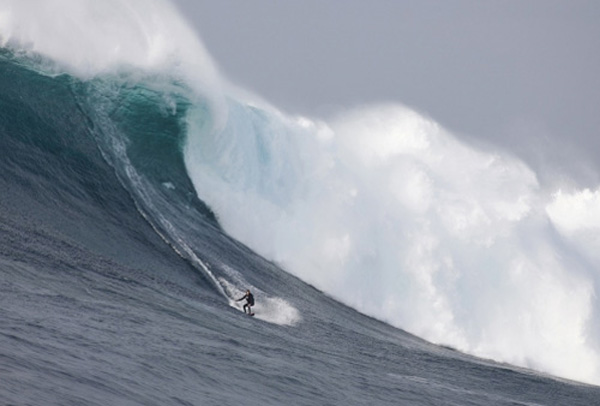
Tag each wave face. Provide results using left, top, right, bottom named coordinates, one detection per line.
left=1, top=0, right=600, bottom=403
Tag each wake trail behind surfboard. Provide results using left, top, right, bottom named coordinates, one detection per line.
left=219, top=278, right=300, bottom=325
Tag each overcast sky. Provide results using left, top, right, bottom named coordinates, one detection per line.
left=171, top=0, right=600, bottom=185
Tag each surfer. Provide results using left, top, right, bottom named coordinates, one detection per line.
left=237, top=289, right=254, bottom=315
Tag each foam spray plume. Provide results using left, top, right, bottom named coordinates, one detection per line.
left=185, top=99, right=600, bottom=384
left=0, top=0, right=224, bottom=116
left=3, top=0, right=600, bottom=386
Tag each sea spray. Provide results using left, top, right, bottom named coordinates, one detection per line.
left=0, top=0, right=225, bottom=124
left=185, top=101, right=600, bottom=384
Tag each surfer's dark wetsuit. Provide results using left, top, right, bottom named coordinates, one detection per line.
left=237, top=290, right=254, bottom=314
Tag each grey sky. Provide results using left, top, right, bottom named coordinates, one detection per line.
left=171, top=0, right=600, bottom=185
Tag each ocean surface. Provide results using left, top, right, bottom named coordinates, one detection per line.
left=2, top=1, right=600, bottom=405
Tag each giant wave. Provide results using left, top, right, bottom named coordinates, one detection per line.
left=2, top=0, right=600, bottom=390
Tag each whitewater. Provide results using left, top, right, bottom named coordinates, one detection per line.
left=1, top=0, right=600, bottom=404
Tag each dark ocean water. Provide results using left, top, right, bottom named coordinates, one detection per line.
left=1, top=50, right=599, bottom=406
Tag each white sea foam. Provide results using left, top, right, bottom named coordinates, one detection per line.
left=185, top=101, right=600, bottom=385
left=547, top=188, right=600, bottom=264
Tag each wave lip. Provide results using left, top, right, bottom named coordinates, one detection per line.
left=0, top=0, right=224, bottom=115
